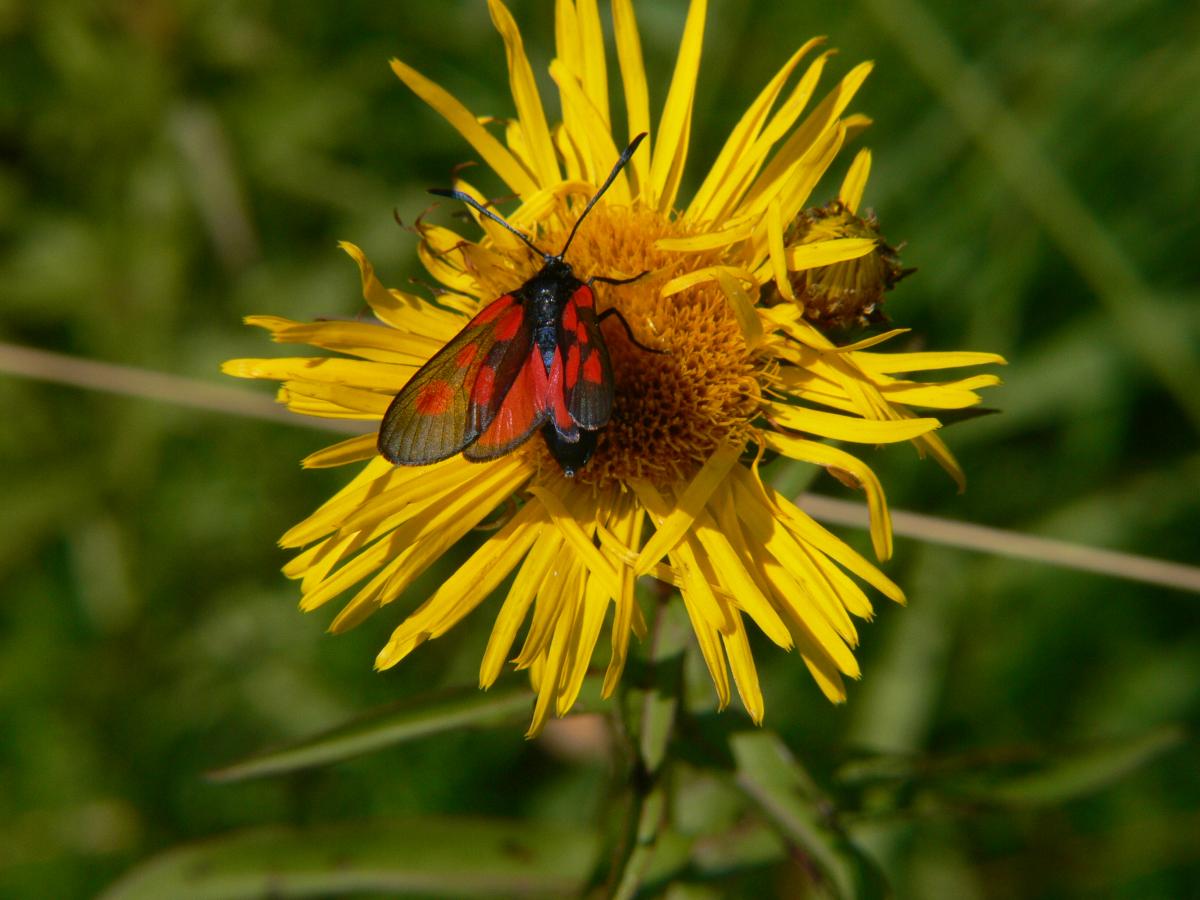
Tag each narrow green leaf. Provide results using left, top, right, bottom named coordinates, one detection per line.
left=838, top=726, right=1185, bottom=809
left=731, top=731, right=888, bottom=900
left=955, top=727, right=1185, bottom=808
left=688, top=819, right=786, bottom=876
left=635, top=656, right=682, bottom=776
left=208, top=683, right=539, bottom=782
left=102, top=817, right=599, bottom=899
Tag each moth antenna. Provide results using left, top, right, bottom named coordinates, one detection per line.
left=428, top=188, right=546, bottom=259
left=557, top=132, right=647, bottom=258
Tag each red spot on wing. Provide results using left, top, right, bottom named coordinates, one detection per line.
left=415, top=380, right=455, bottom=415
left=455, top=343, right=479, bottom=368
left=583, top=351, right=604, bottom=384
left=575, top=321, right=589, bottom=344
left=572, top=286, right=594, bottom=309
left=562, top=302, right=577, bottom=331
left=472, top=294, right=515, bottom=324
left=548, top=348, right=573, bottom=431
left=472, top=364, right=496, bottom=406
left=494, top=305, right=524, bottom=341
left=566, top=345, right=581, bottom=388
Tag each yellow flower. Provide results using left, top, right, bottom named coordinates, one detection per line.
left=225, top=0, right=1004, bottom=736
left=768, top=153, right=914, bottom=329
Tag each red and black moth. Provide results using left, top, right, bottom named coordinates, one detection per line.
left=378, top=133, right=655, bottom=476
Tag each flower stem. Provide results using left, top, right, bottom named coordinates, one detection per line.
left=605, top=595, right=687, bottom=899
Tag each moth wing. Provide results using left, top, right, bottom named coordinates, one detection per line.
left=463, top=346, right=552, bottom=460
left=378, top=295, right=530, bottom=465
left=557, top=284, right=614, bottom=431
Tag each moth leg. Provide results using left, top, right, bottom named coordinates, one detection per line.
left=596, top=307, right=667, bottom=355
left=589, top=270, right=650, bottom=287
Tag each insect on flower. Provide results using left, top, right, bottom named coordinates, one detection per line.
left=377, top=133, right=657, bottom=476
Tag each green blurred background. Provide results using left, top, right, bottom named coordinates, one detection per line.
left=2, top=0, right=1198, bottom=896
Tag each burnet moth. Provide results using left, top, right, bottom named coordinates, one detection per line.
left=378, top=133, right=655, bottom=476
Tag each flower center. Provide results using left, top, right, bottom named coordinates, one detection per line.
left=769, top=200, right=911, bottom=330
left=469, top=204, right=762, bottom=488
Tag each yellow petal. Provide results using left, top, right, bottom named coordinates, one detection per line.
left=339, top=241, right=459, bottom=337
left=649, top=0, right=706, bottom=212
left=764, top=432, right=894, bottom=560
left=554, top=0, right=581, bottom=84
left=632, top=480, right=733, bottom=636
left=611, top=0, right=652, bottom=199
left=784, top=236, right=878, bottom=272
left=528, top=485, right=621, bottom=601
left=759, top=122, right=847, bottom=230
left=839, top=147, right=872, bottom=214
left=767, top=403, right=941, bottom=443
left=654, top=217, right=755, bottom=251
left=480, top=520, right=563, bottom=688
left=805, top=546, right=875, bottom=621
left=389, top=58, right=537, bottom=197
left=701, top=50, right=833, bottom=225
left=759, top=306, right=836, bottom=352
left=336, top=457, right=495, bottom=540
left=692, top=508, right=792, bottom=649
left=316, top=458, right=530, bottom=628
left=602, top=496, right=645, bottom=698
left=842, top=112, right=872, bottom=141
left=549, top=59, right=627, bottom=201
left=631, top=442, right=742, bottom=575
left=526, top=582, right=581, bottom=737
left=878, top=374, right=1002, bottom=409
left=283, top=530, right=345, bottom=584
left=488, top=0, right=561, bottom=188
left=852, top=350, right=1009, bottom=375
left=557, top=571, right=609, bottom=716
left=753, top=473, right=905, bottom=605
left=759, top=556, right=860, bottom=677
left=224, top=356, right=410, bottom=392
left=514, top=556, right=581, bottom=670
left=278, top=381, right=391, bottom=418
left=722, top=616, right=764, bottom=723
left=553, top=1, right=612, bottom=184
left=447, top=179, right=532, bottom=256
left=742, top=61, right=873, bottom=216
left=661, top=265, right=757, bottom=297
left=687, top=37, right=825, bottom=222
left=716, top=271, right=764, bottom=349
left=725, top=467, right=869, bottom=641
left=376, top=500, right=546, bottom=666
left=677, top=579, right=732, bottom=708
left=675, top=535, right=737, bottom=636
left=766, top=197, right=797, bottom=302
left=829, top=328, right=911, bottom=352
left=301, top=433, right=378, bottom=469
left=245, top=316, right=444, bottom=365
left=803, top=657, right=848, bottom=703
left=281, top=457, right=403, bottom=547
left=575, top=0, right=610, bottom=128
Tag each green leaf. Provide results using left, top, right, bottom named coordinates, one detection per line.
left=837, top=727, right=1186, bottom=815
left=101, top=817, right=599, bottom=899
left=208, top=683, right=539, bottom=782
left=953, top=726, right=1185, bottom=808
left=731, top=731, right=888, bottom=900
